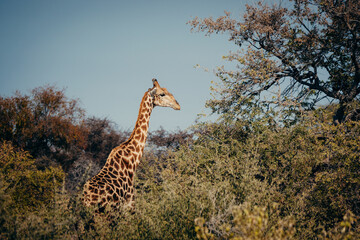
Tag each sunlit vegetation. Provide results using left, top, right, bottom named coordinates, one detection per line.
left=1, top=0, right=360, bottom=238
left=0, top=86, right=359, bottom=239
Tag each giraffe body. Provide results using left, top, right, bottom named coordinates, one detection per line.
left=82, top=79, right=180, bottom=211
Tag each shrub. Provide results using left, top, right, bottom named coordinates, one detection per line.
left=0, top=142, right=64, bottom=212
left=195, top=203, right=296, bottom=240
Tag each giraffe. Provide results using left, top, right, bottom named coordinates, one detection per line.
left=82, top=79, right=180, bottom=212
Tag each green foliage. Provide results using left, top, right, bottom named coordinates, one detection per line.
left=195, top=204, right=296, bottom=240
left=197, top=109, right=360, bottom=239
left=0, top=142, right=64, bottom=212
left=319, top=211, right=358, bottom=240
left=0, top=83, right=359, bottom=239
left=0, top=105, right=359, bottom=239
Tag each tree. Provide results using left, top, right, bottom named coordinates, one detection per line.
left=148, top=127, right=193, bottom=151
left=189, top=0, right=360, bottom=123
left=84, top=117, right=129, bottom=165
left=0, top=86, right=87, bottom=168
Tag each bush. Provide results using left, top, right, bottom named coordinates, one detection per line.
left=0, top=142, right=65, bottom=239
left=0, top=142, right=64, bottom=212
left=0, top=87, right=359, bottom=239
left=195, top=203, right=296, bottom=240
left=189, top=108, right=360, bottom=239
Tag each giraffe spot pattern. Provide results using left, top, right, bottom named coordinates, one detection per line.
left=82, top=90, right=160, bottom=211
left=120, top=189, right=124, bottom=198
left=109, top=172, right=116, bottom=179
left=114, top=162, right=119, bottom=170
left=123, top=156, right=130, bottom=166
left=113, top=193, right=119, bottom=201
left=114, top=180, right=120, bottom=187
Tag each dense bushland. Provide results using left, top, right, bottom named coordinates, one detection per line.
left=0, top=86, right=359, bottom=239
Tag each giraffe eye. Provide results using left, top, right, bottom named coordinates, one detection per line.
left=159, top=93, right=165, bottom=97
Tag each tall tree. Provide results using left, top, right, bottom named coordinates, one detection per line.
left=0, top=86, right=86, bottom=167
left=189, top=0, right=360, bottom=123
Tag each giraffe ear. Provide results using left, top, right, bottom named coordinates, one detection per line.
left=149, top=79, right=158, bottom=96
left=152, top=78, right=160, bottom=88
left=149, top=88, right=156, bottom=96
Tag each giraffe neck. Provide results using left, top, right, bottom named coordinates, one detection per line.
left=127, top=90, right=154, bottom=158
left=82, top=90, right=155, bottom=210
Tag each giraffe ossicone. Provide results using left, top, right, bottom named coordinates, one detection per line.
left=82, top=79, right=180, bottom=211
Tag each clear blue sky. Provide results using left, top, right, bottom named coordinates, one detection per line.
left=0, top=0, right=248, bottom=131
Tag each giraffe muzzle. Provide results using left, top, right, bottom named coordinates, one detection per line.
left=172, top=100, right=181, bottom=110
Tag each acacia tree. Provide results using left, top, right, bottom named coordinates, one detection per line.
left=189, top=0, right=360, bottom=123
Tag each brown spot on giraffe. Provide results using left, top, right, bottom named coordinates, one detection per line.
left=123, top=158, right=131, bottom=169
left=135, top=146, right=140, bottom=153
left=120, top=161, right=125, bottom=170
left=114, top=162, right=119, bottom=170
left=128, top=145, right=135, bottom=151
left=109, top=158, right=114, bottom=165
left=140, top=133, right=145, bottom=142
left=82, top=79, right=180, bottom=211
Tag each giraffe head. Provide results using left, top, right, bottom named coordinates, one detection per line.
left=150, top=79, right=181, bottom=110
